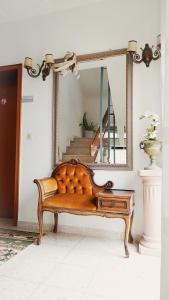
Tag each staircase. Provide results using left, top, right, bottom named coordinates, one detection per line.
left=62, top=137, right=95, bottom=163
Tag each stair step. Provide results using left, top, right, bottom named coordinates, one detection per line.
left=62, top=154, right=94, bottom=163
left=70, top=142, right=91, bottom=149
left=66, top=147, right=90, bottom=155
left=73, top=137, right=92, bottom=143
left=62, top=136, right=94, bottom=163
left=74, top=137, right=92, bottom=141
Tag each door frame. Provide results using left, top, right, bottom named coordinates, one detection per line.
left=0, top=64, right=22, bottom=225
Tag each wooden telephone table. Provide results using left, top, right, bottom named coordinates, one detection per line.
left=96, top=189, right=135, bottom=258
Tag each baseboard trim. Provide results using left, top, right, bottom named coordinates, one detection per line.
left=59, top=224, right=124, bottom=239
left=16, top=221, right=126, bottom=239
left=0, top=220, right=140, bottom=242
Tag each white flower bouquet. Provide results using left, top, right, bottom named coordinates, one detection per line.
left=139, top=112, right=160, bottom=141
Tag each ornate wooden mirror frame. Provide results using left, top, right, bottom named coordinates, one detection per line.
left=52, top=48, right=133, bottom=170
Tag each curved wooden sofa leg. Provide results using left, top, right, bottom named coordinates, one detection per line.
left=129, top=212, right=134, bottom=243
left=53, top=213, right=58, bottom=233
left=124, top=216, right=130, bottom=258
left=37, top=206, right=43, bottom=245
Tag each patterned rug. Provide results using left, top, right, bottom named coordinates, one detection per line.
left=0, top=228, right=38, bottom=265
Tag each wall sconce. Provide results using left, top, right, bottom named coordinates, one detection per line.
left=24, top=52, right=79, bottom=81
left=127, top=34, right=161, bottom=67
left=24, top=54, right=53, bottom=81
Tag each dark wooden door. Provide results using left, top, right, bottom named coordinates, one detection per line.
left=0, top=65, right=22, bottom=225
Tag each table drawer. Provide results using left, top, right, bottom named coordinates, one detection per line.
left=97, top=198, right=129, bottom=212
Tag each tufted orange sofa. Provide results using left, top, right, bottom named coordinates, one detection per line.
left=34, top=159, right=113, bottom=244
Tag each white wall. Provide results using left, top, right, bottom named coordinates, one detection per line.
left=0, top=0, right=160, bottom=236
left=79, top=67, right=107, bottom=126
left=107, top=56, right=126, bottom=146
left=161, top=0, right=169, bottom=299
left=83, top=95, right=107, bottom=127
left=58, top=73, right=84, bottom=159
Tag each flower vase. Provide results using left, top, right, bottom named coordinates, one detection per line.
left=140, top=140, right=162, bottom=170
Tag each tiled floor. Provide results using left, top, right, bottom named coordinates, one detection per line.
left=0, top=232, right=160, bottom=300
left=0, top=218, right=13, bottom=227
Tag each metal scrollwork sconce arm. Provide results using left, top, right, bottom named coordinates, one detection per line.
left=127, top=35, right=161, bottom=67
left=25, top=60, right=44, bottom=78
left=24, top=60, right=51, bottom=81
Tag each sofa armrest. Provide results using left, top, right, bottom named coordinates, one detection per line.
left=34, top=177, right=58, bottom=201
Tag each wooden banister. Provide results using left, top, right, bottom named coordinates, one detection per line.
left=90, top=108, right=109, bottom=159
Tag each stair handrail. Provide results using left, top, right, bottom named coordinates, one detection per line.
left=90, top=108, right=109, bottom=159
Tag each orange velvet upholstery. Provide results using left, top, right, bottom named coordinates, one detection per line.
left=39, top=177, right=58, bottom=198
left=43, top=193, right=96, bottom=211
left=52, top=164, right=97, bottom=196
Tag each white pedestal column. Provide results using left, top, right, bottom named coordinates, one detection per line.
left=139, top=169, right=162, bottom=256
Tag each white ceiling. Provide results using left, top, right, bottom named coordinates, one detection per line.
left=0, top=0, right=102, bottom=23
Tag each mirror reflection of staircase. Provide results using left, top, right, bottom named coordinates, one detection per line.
left=61, top=67, right=126, bottom=165
left=62, top=104, right=126, bottom=164
left=62, top=137, right=94, bottom=163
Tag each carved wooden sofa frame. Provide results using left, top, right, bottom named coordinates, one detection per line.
left=34, top=159, right=133, bottom=257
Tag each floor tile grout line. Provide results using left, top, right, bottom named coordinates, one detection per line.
left=0, top=231, right=160, bottom=300
left=24, top=281, right=45, bottom=300
left=53, top=234, right=86, bottom=263
left=0, top=238, right=88, bottom=285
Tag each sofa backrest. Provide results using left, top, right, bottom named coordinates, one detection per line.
left=52, top=161, right=101, bottom=196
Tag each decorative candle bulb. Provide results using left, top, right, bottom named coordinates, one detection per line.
left=24, top=57, right=32, bottom=69
left=45, top=54, right=54, bottom=64
left=157, top=34, right=161, bottom=48
left=128, top=40, right=137, bottom=52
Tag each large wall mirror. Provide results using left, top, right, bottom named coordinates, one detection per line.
left=53, top=49, right=133, bottom=170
